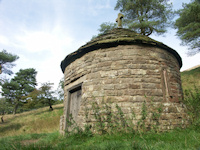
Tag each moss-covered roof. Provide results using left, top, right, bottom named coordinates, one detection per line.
left=61, top=28, right=182, bottom=73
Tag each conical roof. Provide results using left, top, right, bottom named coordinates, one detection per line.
left=61, top=28, right=182, bottom=73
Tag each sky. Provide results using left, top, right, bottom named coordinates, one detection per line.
left=0, top=0, right=199, bottom=90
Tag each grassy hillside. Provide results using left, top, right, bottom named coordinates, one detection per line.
left=181, top=66, right=200, bottom=90
left=0, top=104, right=63, bottom=137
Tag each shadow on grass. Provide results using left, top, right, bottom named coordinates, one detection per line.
left=0, top=123, right=22, bottom=134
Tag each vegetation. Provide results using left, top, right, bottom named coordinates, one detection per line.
left=95, top=0, right=174, bottom=37
left=0, top=98, right=12, bottom=115
left=95, top=0, right=200, bottom=53
left=0, top=49, right=19, bottom=75
left=0, top=127, right=200, bottom=150
left=56, top=77, right=64, bottom=101
left=1, top=69, right=37, bottom=115
left=24, top=82, right=58, bottom=111
left=181, top=66, right=200, bottom=91
left=97, top=22, right=117, bottom=36
left=37, top=82, right=56, bottom=111
left=174, top=0, right=200, bottom=55
left=115, top=0, right=174, bottom=36
left=0, top=104, right=63, bottom=137
left=181, top=67, right=200, bottom=125
left=0, top=50, right=63, bottom=114
left=183, top=86, right=200, bottom=124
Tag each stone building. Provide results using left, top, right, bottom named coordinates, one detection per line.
left=60, top=28, right=188, bottom=134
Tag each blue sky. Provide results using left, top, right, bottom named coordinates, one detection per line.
left=0, top=0, right=199, bottom=89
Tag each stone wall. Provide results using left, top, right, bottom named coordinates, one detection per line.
left=60, top=45, right=189, bottom=133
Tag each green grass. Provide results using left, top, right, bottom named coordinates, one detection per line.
left=0, top=104, right=63, bottom=137
left=181, top=67, right=200, bottom=90
left=0, top=127, right=200, bottom=150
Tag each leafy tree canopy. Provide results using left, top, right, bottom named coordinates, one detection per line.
left=56, top=77, right=64, bottom=101
left=38, top=82, right=57, bottom=111
left=114, top=0, right=174, bottom=36
left=0, top=98, right=12, bottom=115
left=91, top=22, right=117, bottom=40
left=174, top=0, right=200, bottom=55
left=98, top=22, right=117, bottom=35
left=0, top=50, right=19, bottom=75
left=23, top=89, right=41, bottom=110
left=1, top=68, right=37, bottom=114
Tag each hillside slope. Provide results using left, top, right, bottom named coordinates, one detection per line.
left=181, top=66, right=200, bottom=90
left=0, top=104, right=63, bottom=137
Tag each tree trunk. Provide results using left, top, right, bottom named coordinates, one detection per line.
left=1, top=116, right=4, bottom=123
left=48, top=100, right=53, bottom=111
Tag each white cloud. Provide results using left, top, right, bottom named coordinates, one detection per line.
left=0, top=35, right=10, bottom=46
left=14, top=28, right=73, bottom=53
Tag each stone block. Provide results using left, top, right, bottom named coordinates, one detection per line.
left=100, top=70, right=118, bottom=78
left=103, top=79, right=114, bottom=84
left=141, top=83, right=157, bottom=89
left=104, top=90, right=118, bottom=96
left=103, top=84, right=115, bottom=90
left=115, top=96, right=132, bottom=102
left=115, top=84, right=129, bottom=90
left=132, top=96, right=145, bottom=102
left=127, top=89, right=145, bottom=96
left=129, top=84, right=140, bottom=89
left=118, top=69, right=131, bottom=76
left=131, top=69, right=146, bottom=75
left=92, top=91, right=104, bottom=97
left=117, top=90, right=125, bottom=96
left=97, top=61, right=112, bottom=68
left=87, top=72, right=101, bottom=80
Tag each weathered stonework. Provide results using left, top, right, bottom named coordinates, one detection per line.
left=60, top=28, right=189, bottom=134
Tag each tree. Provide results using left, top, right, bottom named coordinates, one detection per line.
left=56, top=77, right=64, bottom=101
left=23, top=82, right=58, bottom=111
left=0, top=98, right=12, bottom=115
left=91, top=22, right=117, bottom=40
left=0, top=50, right=19, bottom=75
left=114, top=0, right=174, bottom=36
left=1, top=68, right=37, bottom=114
left=174, top=0, right=200, bottom=55
left=98, top=22, right=117, bottom=35
left=38, top=82, right=57, bottom=111
left=23, top=89, right=41, bottom=110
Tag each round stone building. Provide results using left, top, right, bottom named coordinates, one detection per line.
left=60, top=28, right=188, bottom=134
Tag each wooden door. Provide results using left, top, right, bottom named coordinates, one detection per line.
left=69, top=88, right=82, bottom=122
